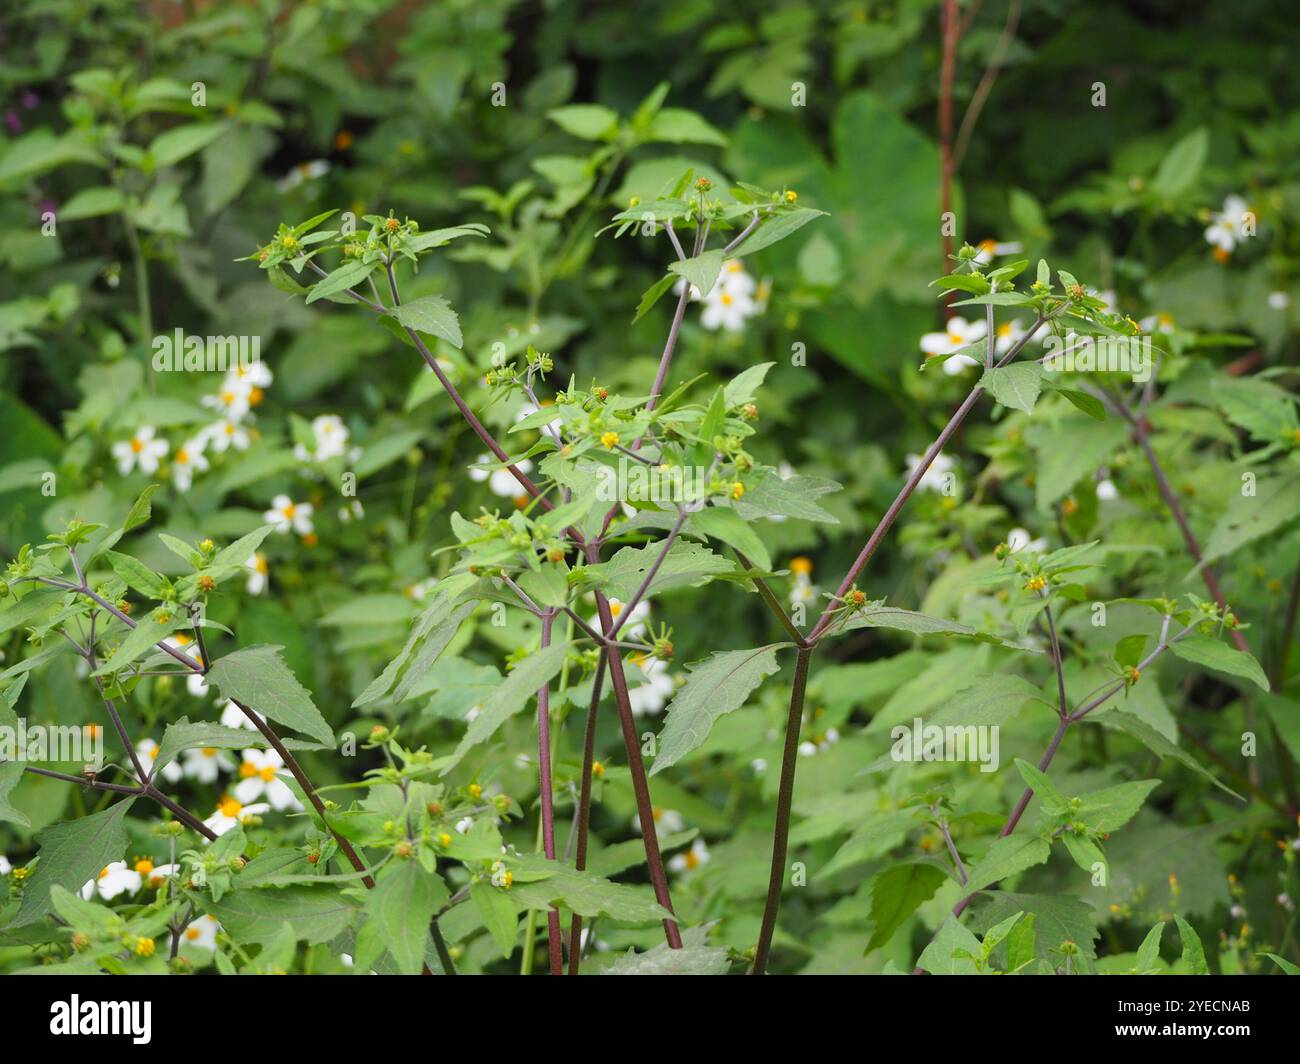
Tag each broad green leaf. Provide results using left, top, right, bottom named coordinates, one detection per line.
left=0, top=760, right=29, bottom=828
left=605, top=924, right=730, bottom=974
left=211, top=525, right=275, bottom=570
left=1263, top=953, right=1300, bottom=975
left=1198, top=473, right=1300, bottom=569
left=470, top=881, right=519, bottom=958
left=972, top=891, right=1100, bottom=964
left=206, top=644, right=335, bottom=745
left=149, top=121, right=230, bottom=166
left=355, top=597, right=477, bottom=707
left=646, top=109, right=728, bottom=146
left=13, top=800, right=137, bottom=926
left=1170, top=634, right=1269, bottom=692
left=1089, top=710, right=1243, bottom=800
left=305, top=260, right=376, bottom=305
left=152, top=717, right=278, bottom=775
left=547, top=103, right=619, bottom=140
left=687, top=506, right=771, bottom=572
left=651, top=643, right=789, bottom=775
left=1152, top=128, right=1208, bottom=199
left=104, top=551, right=168, bottom=599
left=441, top=642, right=571, bottom=772
left=733, top=469, right=841, bottom=523
left=916, top=914, right=982, bottom=974
left=980, top=363, right=1043, bottom=413
left=583, top=541, right=735, bottom=603
left=633, top=273, right=677, bottom=323
left=841, top=605, right=1035, bottom=651
left=866, top=862, right=946, bottom=952
left=60, top=186, right=125, bottom=220
left=731, top=207, right=826, bottom=256
left=962, top=835, right=1052, bottom=897
left=722, top=361, right=775, bottom=408
left=1025, top=416, right=1128, bottom=511
left=209, top=885, right=357, bottom=946
left=509, top=857, right=672, bottom=923
left=1077, top=779, right=1160, bottom=833
left=1174, top=915, right=1209, bottom=974
left=365, top=860, right=448, bottom=974
left=122, top=484, right=161, bottom=533
left=1135, top=921, right=1165, bottom=972
left=668, top=249, right=724, bottom=297
left=91, top=613, right=180, bottom=676
left=387, top=296, right=463, bottom=349
left=927, top=673, right=1044, bottom=728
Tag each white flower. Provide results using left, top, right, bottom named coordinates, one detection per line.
left=1006, top=527, right=1047, bottom=554
left=404, top=577, right=439, bottom=601
left=136, top=738, right=182, bottom=784
left=276, top=159, right=330, bottom=192
left=972, top=239, right=1023, bottom=265
left=1278, top=893, right=1295, bottom=912
left=226, top=361, right=273, bottom=392
left=0, top=855, right=12, bottom=875
left=1096, top=478, right=1119, bottom=502
left=1138, top=312, right=1175, bottom=335
left=598, top=597, right=650, bottom=640
left=718, top=258, right=758, bottom=298
left=179, top=914, right=221, bottom=951
left=219, top=700, right=259, bottom=731
left=798, top=726, right=840, bottom=757
left=668, top=839, right=710, bottom=875
left=233, top=749, right=302, bottom=811
left=455, top=817, right=474, bottom=834
left=171, top=438, right=209, bottom=492
left=245, top=552, right=268, bottom=595
left=111, top=426, right=169, bottom=476
left=134, top=859, right=177, bottom=890
left=201, top=386, right=251, bottom=422
left=204, top=419, right=250, bottom=453
left=203, top=796, right=270, bottom=838
left=81, top=861, right=141, bottom=900
left=700, top=284, right=757, bottom=332
left=1268, top=291, right=1290, bottom=310
left=514, top=403, right=563, bottom=439
left=751, top=758, right=768, bottom=774
left=920, top=316, right=987, bottom=374
left=264, top=494, right=314, bottom=535
left=633, top=807, right=684, bottom=836
left=993, top=318, right=1039, bottom=355
left=469, top=454, right=532, bottom=499
left=1204, top=195, right=1251, bottom=257
left=338, top=500, right=365, bottom=522
left=295, top=414, right=349, bottom=462
left=907, top=452, right=956, bottom=493
left=790, top=573, right=819, bottom=608
left=627, top=655, right=676, bottom=717
left=181, top=746, right=235, bottom=784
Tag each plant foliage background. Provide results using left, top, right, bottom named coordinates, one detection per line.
left=0, top=0, right=1298, bottom=976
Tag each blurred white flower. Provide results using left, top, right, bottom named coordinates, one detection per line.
left=798, top=727, right=840, bottom=757
left=182, top=746, right=235, bottom=785
left=112, top=426, right=168, bottom=476
left=171, top=438, right=209, bottom=492
left=277, top=159, right=330, bottom=192
left=1268, top=291, right=1290, bottom=310
left=700, top=285, right=757, bottom=332
left=627, top=655, right=676, bottom=717
left=265, top=494, right=314, bottom=535
left=220, top=700, right=259, bottom=731
left=668, top=839, right=710, bottom=875
left=338, top=499, right=365, bottom=522
left=0, top=856, right=11, bottom=875
left=1138, top=312, right=1175, bottom=334
left=179, top=913, right=221, bottom=951
left=1204, top=195, right=1251, bottom=258
left=469, top=454, right=532, bottom=498
left=1007, top=527, right=1047, bottom=554
left=201, top=386, right=251, bottom=422
left=81, top=861, right=141, bottom=900
left=921, top=316, right=987, bottom=374
left=1096, top=478, right=1120, bottom=502
left=908, top=452, right=956, bottom=493
left=972, top=239, right=1023, bottom=265
left=233, top=749, right=302, bottom=811
left=204, top=419, right=250, bottom=453
left=295, top=415, right=349, bottom=462
left=633, top=807, right=684, bottom=836
left=245, top=552, right=268, bottom=595
left=136, top=737, right=182, bottom=784
left=204, top=795, right=270, bottom=837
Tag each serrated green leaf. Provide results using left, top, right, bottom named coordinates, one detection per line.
left=206, top=644, right=335, bottom=745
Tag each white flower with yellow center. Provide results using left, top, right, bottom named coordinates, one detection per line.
left=295, top=414, right=349, bottom=462
left=1204, top=195, right=1251, bottom=259
left=404, top=577, right=439, bottom=601
left=920, top=316, right=987, bottom=375
left=589, top=597, right=650, bottom=640
left=264, top=494, right=314, bottom=535
left=203, top=795, right=270, bottom=838
left=245, top=552, right=269, bottom=595
left=179, top=914, right=221, bottom=951
left=203, top=419, right=250, bottom=454
left=798, top=727, right=840, bottom=757
left=719, top=258, right=758, bottom=298
left=182, top=746, right=235, bottom=784
left=220, top=699, right=259, bottom=731
left=668, top=838, right=710, bottom=875
left=276, top=159, right=330, bottom=192
left=142, top=862, right=179, bottom=889
left=972, top=239, right=1023, bottom=265
left=633, top=806, right=684, bottom=836
left=700, top=283, right=758, bottom=332
left=111, top=426, right=169, bottom=476
left=907, top=452, right=956, bottom=493
left=201, top=387, right=251, bottom=422
left=627, top=654, right=676, bottom=717
left=469, top=453, right=532, bottom=498
left=171, top=439, right=209, bottom=492
left=135, top=738, right=182, bottom=784
left=788, top=556, right=818, bottom=608
left=226, top=362, right=273, bottom=393
left=994, top=318, right=1039, bottom=356
left=233, top=749, right=302, bottom=811
left=164, top=633, right=208, bottom=696
left=81, top=861, right=141, bottom=900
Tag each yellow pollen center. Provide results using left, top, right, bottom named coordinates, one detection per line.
left=131, top=438, right=144, bottom=453
left=134, top=860, right=154, bottom=875
left=282, top=503, right=296, bottom=518
left=260, top=766, right=277, bottom=782
left=218, top=796, right=242, bottom=818
left=186, top=927, right=201, bottom=941
left=240, top=762, right=258, bottom=778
